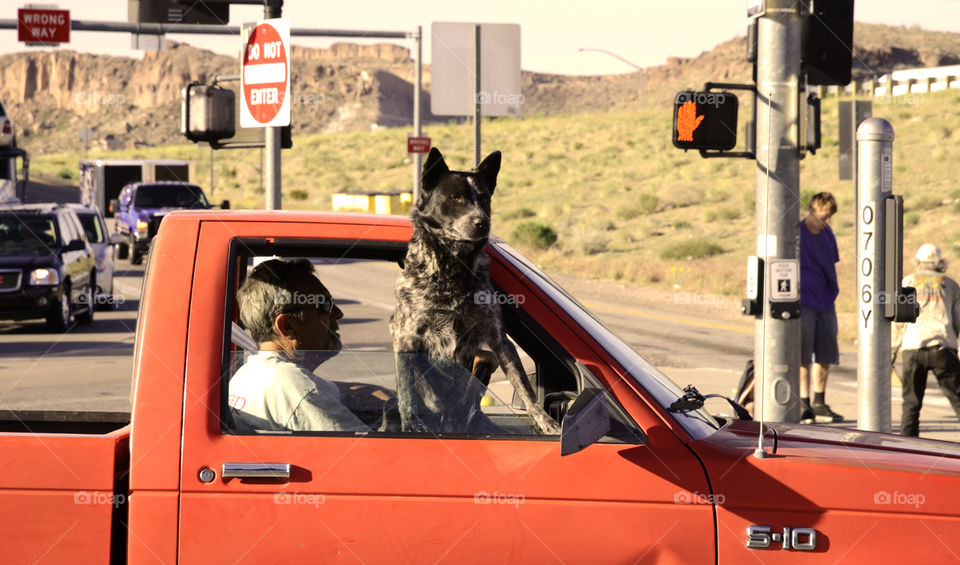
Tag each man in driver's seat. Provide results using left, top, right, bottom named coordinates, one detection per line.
left=228, top=258, right=367, bottom=432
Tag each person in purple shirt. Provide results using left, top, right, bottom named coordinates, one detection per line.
left=799, top=192, right=843, bottom=423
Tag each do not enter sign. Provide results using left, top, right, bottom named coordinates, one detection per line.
left=240, top=18, right=290, bottom=128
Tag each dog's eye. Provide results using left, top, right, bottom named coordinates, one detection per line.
left=449, top=194, right=463, bottom=203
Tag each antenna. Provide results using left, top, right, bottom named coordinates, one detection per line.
left=754, top=90, right=774, bottom=460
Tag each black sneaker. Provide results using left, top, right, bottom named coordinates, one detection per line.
left=811, top=402, right=843, bottom=423
left=799, top=408, right=815, bottom=424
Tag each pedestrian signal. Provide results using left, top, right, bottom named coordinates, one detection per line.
left=672, top=91, right=739, bottom=151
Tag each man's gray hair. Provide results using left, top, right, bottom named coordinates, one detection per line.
left=237, top=258, right=315, bottom=343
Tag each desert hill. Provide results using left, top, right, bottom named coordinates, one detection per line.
left=1, top=22, right=958, bottom=153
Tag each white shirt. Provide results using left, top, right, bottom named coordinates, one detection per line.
left=228, top=351, right=367, bottom=432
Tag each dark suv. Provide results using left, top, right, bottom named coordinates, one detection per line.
left=112, top=181, right=227, bottom=265
left=0, top=204, right=97, bottom=330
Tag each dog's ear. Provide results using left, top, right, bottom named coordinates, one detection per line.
left=476, top=151, right=501, bottom=191
left=421, top=147, right=449, bottom=190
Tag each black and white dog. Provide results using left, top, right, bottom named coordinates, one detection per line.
left=390, top=148, right=562, bottom=435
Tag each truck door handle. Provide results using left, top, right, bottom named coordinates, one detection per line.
left=222, top=462, right=291, bottom=479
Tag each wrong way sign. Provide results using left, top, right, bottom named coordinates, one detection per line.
left=18, top=7, right=70, bottom=45
left=240, top=18, right=290, bottom=128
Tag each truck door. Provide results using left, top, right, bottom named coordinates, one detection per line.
left=177, top=220, right=716, bottom=564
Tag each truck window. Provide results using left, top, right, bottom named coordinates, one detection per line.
left=220, top=240, right=642, bottom=442
left=134, top=184, right=209, bottom=209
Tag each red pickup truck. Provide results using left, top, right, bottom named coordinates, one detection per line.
left=3, top=211, right=960, bottom=564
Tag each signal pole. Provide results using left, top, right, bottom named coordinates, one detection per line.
left=754, top=0, right=802, bottom=422
left=264, top=0, right=283, bottom=210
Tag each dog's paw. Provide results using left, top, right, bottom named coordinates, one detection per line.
left=538, top=418, right=562, bottom=436
left=401, top=420, right=433, bottom=434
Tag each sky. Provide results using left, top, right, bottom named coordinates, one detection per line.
left=3, top=1, right=960, bottom=75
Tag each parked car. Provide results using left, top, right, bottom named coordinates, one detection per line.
left=68, top=204, right=121, bottom=308
left=0, top=101, right=15, bottom=148
left=0, top=203, right=96, bottom=330
left=112, top=181, right=227, bottom=265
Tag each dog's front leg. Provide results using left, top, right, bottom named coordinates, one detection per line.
left=395, top=353, right=438, bottom=433
left=497, top=342, right=562, bottom=435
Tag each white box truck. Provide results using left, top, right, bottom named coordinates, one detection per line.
left=78, top=159, right=194, bottom=216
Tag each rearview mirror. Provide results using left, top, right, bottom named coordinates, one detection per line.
left=220, top=200, right=230, bottom=210
left=560, top=387, right=610, bottom=456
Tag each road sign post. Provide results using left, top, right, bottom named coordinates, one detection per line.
left=241, top=16, right=289, bottom=210
left=857, top=118, right=895, bottom=433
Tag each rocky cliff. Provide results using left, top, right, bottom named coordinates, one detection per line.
left=1, top=22, right=957, bottom=154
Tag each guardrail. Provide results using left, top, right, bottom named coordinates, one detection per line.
left=815, top=64, right=960, bottom=100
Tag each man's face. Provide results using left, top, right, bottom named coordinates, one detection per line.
left=809, top=204, right=834, bottom=228
left=288, top=275, right=343, bottom=352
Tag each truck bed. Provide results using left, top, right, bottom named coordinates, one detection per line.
left=0, top=411, right=130, bottom=565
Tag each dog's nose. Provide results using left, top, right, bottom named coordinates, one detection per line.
left=474, top=217, right=489, bottom=230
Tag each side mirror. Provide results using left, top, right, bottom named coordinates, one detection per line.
left=63, top=239, right=86, bottom=252
left=560, top=387, right=610, bottom=456
left=109, top=199, right=120, bottom=214
left=220, top=200, right=230, bottom=210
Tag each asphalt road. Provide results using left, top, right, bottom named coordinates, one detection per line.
left=1, top=180, right=956, bottom=437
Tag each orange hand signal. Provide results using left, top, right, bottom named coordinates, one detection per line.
left=677, top=100, right=704, bottom=142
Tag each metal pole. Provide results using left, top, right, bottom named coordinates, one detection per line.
left=264, top=1, right=282, bottom=210
left=474, top=24, right=481, bottom=167
left=209, top=145, right=214, bottom=196
left=857, top=118, right=895, bottom=432
left=755, top=0, right=802, bottom=423
left=413, top=25, right=423, bottom=204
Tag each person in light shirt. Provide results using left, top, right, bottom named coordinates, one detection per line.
left=228, top=258, right=367, bottom=432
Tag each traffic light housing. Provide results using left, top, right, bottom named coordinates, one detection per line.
left=181, top=83, right=236, bottom=143
left=801, top=0, right=855, bottom=86
left=672, top=91, right=739, bottom=151
left=129, top=0, right=229, bottom=25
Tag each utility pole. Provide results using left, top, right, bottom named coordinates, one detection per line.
left=754, top=0, right=802, bottom=423
left=413, top=25, right=423, bottom=202
left=264, top=0, right=283, bottom=210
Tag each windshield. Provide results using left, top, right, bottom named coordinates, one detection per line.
left=0, top=215, right=57, bottom=254
left=134, top=184, right=209, bottom=209
left=493, top=241, right=721, bottom=439
left=76, top=213, right=104, bottom=244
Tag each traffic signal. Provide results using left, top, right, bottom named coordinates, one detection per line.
left=129, top=0, right=229, bottom=25
left=672, top=91, right=739, bottom=151
left=801, top=0, right=855, bottom=86
left=181, top=83, right=236, bottom=143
